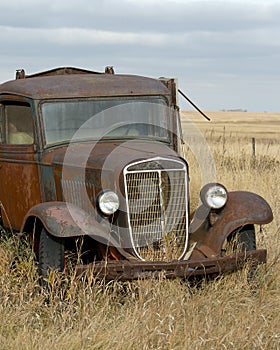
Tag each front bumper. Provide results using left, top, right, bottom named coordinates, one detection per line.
left=75, top=249, right=267, bottom=281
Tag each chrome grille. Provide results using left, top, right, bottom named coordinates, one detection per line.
left=124, top=158, right=188, bottom=261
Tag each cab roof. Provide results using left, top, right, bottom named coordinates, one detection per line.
left=0, top=67, right=170, bottom=100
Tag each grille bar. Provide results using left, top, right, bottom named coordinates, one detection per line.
left=61, top=178, right=95, bottom=213
left=124, top=158, right=188, bottom=261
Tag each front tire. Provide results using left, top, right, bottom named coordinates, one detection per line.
left=229, top=225, right=262, bottom=286
left=230, top=225, right=256, bottom=252
left=38, top=228, right=65, bottom=284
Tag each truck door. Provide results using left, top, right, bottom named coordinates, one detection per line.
left=0, top=100, right=41, bottom=230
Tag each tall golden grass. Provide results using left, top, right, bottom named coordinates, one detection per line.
left=0, top=111, right=279, bottom=349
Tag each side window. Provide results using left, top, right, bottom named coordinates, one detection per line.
left=3, top=103, right=34, bottom=145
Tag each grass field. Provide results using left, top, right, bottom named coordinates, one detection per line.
left=0, top=111, right=279, bottom=349
left=182, top=110, right=280, bottom=140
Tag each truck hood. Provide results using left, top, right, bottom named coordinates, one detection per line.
left=40, top=140, right=183, bottom=204
left=41, top=140, right=180, bottom=172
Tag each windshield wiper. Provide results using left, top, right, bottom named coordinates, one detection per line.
left=178, top=89, right=211, bottom=121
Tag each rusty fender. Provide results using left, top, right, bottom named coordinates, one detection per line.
left=190, top=191, right=273, bottom=258
left=20, top=201, right=112, bottom=242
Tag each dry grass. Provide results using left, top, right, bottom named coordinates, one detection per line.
left=0, top=111, right=279, bottom=349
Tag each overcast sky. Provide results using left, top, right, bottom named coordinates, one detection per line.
left=0, top=0, right=279, bottom=111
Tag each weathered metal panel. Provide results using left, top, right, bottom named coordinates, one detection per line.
left=21, top=201, right=111, bottom=240
left=39, top=165, right=56, bottom=202
left=0, top=74, right=170, bottom=100
left=190, top=191, right=273, bottom=257
left=0, top=145, right=41, bottom=230
left=75, top=249, right=267, bottom=281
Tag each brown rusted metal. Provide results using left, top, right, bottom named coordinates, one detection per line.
left=21, top=201, right=109, bottom=238
left=23, top=67, right=102, bottom=78
left=1, top=73, right=170, bottom=100
left=190, top=191, right=273, bottom=257
left=75, top=249, right=267, bottom=281
left=0, top=144, right=41, bottom=230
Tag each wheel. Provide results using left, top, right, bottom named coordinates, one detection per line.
left=224, top=225, right=256, bottom=255
left=226, top=225, right=263, bottom=287
left=235, top=225, right=256, bottom=251
left=229, top=225, right=263, bottom=286
left=231, top=225, right=256, bottom=252
left=38, top=228, right=65, bottom=284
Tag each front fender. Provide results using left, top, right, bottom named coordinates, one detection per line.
left=21, top=201, right=115, bottom=244
left=190, top=191, right=273, bottom=257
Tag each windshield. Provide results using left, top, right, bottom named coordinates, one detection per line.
left=41, top=97, right=170, bottom=145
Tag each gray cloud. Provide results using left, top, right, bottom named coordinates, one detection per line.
left=0, top=0, right=279, bottom=111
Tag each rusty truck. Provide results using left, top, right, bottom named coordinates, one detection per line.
left=0, top=66, right=273, bottom=281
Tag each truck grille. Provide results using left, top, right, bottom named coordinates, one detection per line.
left=124, top=158, right=188, bottom=261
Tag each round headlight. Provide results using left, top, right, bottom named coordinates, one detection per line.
left=98, top=190, right=120, bottom=215
left=200, top=183, right=228, bottom=209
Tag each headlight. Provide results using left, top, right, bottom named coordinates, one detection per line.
left=200, top=183, right=228, bottom=209
left=98, top=190, right=120, bottom=215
